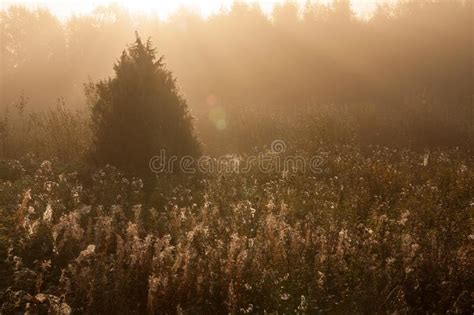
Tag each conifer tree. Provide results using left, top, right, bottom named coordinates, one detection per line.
left=88, top=33, right=200, bottom=171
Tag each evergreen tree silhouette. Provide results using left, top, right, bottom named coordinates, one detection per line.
left=89, top=33, right=200, bottom=172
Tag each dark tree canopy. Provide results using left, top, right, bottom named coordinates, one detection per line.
left=88, top=34, right=200, bottom=171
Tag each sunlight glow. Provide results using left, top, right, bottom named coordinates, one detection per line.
left=1, top=0, right=382, bottom=20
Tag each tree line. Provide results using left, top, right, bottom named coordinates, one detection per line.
left=1, top=0, right=471, bottom=110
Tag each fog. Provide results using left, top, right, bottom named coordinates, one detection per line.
left=1, top=0, right=472, bottom=154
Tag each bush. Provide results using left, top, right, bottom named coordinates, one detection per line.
left=0, top=97, right=90, bottom=162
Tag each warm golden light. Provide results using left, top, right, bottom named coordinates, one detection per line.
left=0, top=0, right=381, bottom=19
left=1, top=0, right=471, bottom=312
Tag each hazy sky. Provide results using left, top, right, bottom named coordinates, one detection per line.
left=1, top=0, right=383, bottom=19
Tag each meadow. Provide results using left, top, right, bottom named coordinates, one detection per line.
left=1, top=139, right=472, bottom=313
left=1, top=0, right=473, bottom=313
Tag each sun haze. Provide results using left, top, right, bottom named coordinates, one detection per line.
left=0, top=0, right=473, bottom=313
left=1, top=0, right=381, bottom=19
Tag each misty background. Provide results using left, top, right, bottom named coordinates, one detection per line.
left=1, top=0, right=473, bottom=155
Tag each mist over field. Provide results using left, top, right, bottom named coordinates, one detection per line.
left=0, top=1, right=473, bottom=314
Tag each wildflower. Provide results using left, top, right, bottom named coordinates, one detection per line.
left=297, top=295, right=308, bottom=312
left=132, top=178, right=144, bottom=189
left=40, top=160, right=52, bottom=172
left=240, top=304, right=254, bottom=314
left=44, top=181, right=53, bottom=191
left=398, top=210, right=410, bottom=226
left=13, top=256, right=22, bottom=270
left=338, top=228, right=348, bottom=238
left=43, top=204, right=53, bottom=222
left=266, top=199, right=275, bottom=211
left=41, top=259, right=51, bottom=270
left=422, top=153, right=429, bottom=166
left=35, top=293, right=48, bottom=303
left=80, top=244, right=96, bottom=257
left=280, top=293, right=290, bottom=300
left=26, top=219, right=40, bottom=235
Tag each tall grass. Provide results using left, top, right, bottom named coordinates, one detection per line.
left=0, top=144, right=472, bottom=313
